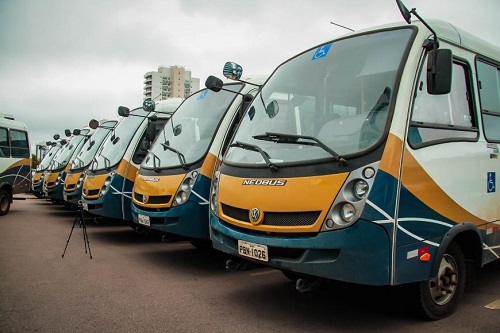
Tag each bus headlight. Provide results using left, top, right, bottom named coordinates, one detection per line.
left=210, top=170, right=220, bottom=215
left=322, top=162, right=379, bottom=231
left=55, top=174, right=61, bottom=186
left=76, top=173, right=85, bottom=189
left=353, top=180, right=369, bottom=199
left=100, top=172, right=115, bottom=196
left=340, top=203, right=356, bottom=223
left=173, top=169, right=199, bottom=206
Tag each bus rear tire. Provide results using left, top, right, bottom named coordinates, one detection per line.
left=415, top=241, right=465, bottom=320
left=0, top=189, right=11, bottom=216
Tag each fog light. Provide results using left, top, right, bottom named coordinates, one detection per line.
left=325, top=219, right=334, bottom=229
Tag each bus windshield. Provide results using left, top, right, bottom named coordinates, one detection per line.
left=142, top=85, right=242, bottom=169
left=225, top=28, right=413, bottom=165
left=70, top=120, right=118, bottom=171
left=49, top=129, right=90, bottom=170
left=91, top=109, right=149, bottom=171
left=36, top=145, right=62, bottom=171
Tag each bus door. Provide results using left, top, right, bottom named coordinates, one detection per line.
left=396, top=50, right=496, bottom=284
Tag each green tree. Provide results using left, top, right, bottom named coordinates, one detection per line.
left=31, top=154, right=40, bottom=169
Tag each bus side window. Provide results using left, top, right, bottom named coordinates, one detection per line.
left=0, top=127, right=9, bottom=157
left=409, top=59, right=477, bottom=146
left=477, top=60, right=500, bottom=142
left=10, top=130, right=29, bottom=158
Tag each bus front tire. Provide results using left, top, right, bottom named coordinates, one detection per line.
left=0, top=189, right=11, bottom=216
left=415, top=241, right=466, bottom=320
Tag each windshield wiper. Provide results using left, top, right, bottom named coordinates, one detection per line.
left=94, top=154, right=112, bottom=171
left=146, top=151, right=162, bottom=172
left=73, top=156, right=84, bottom=169
left=230, top=141, right=278, bottom=172
left=160, top=142, right=187, bottom=169
left=252, top=132, right=347, bottom=166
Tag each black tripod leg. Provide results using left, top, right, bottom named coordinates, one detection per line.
left=78, top=208, right=92, bottom=259
left=82, top=224, right=92, bottom=259
left=62, top=214, right=79, bottom=258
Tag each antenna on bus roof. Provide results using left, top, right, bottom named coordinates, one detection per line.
left=330, top=21, right=354, bottom=32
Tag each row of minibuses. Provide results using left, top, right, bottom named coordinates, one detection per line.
left=32, top=135, right=67, bottom=198
left=35, top=0, right=499, bottom=320
left=0, top=113, right=31, bottom=215
left=42, top=127, right=95, bottom=203
left=80, top=99, right=183, bottom=221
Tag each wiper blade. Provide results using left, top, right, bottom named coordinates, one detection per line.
left=73, top=156, right=84, bottom=169
left=147, top=151, right=162, bottom=172
left=230, top=141, right=278, bottom=172
left=252, top=132, right=347, bottom=165
left=160, top=142, right=187, bottom=169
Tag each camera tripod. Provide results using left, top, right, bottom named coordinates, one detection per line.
left=62, top=200, right=92, bottom=259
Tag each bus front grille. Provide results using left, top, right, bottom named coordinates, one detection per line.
left=221, top=203, right=320, bottom=227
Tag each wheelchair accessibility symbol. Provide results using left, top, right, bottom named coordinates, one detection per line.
left=312, top=43, right=332, bottom=60
left=487, top=172, right=496, bottom=193
left=198, top=90, right=208, bottom=100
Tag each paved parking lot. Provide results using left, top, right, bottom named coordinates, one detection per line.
left=1, top=194, right=499, bottom=332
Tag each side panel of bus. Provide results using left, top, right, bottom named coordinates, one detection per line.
left=395, top=43, right=500, bottom=284
left=0, top=120, right=31, bottom=214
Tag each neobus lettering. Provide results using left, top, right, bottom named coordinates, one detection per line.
left=242, top=179, right=287, bottom=186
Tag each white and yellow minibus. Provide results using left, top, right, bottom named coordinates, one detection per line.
left=130, top=76, right=265, bottom=246
left=81, top=98, right=182, bottom=222
left=0, top=113, right=31, bottom=215
left=209, top=1, right=500, bottom=320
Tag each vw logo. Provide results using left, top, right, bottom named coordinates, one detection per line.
left=142, top=194, right=148, bottom=204
left=250, top=208, right=260, bottom=223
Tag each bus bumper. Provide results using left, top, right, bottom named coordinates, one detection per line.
left=210, top=213, right=391, bottom=285
left=131, top=200, right=210, bottom=239
left=63, top=187, right=82, bottom=206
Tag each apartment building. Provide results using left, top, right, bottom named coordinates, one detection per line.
left=143, top=65, right=200, bottom=100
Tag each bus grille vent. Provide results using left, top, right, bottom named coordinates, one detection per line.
left=221, top=203, right=320, bottom=227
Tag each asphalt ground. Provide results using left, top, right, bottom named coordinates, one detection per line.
left=1, top=194, right=499, bottom=332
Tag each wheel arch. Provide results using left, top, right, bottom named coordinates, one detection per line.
left=0, top=182, right=13, bottom=201
left=431, top=222, right=483, bottom=277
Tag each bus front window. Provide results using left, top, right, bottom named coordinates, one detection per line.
left=225, top=28, right=413, bottom=165
left=142, top=85, right=242, bottom=169
left=91, top=109, right=148, bottom=171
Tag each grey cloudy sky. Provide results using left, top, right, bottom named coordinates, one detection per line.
left=1, top=0, right=499, bottom=152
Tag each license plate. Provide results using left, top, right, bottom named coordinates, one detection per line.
left=238, top=240, right=268, bottom=262
left=82, top=203, right=88, bottom=211
left=63, top=195, right=67, bottom=201
left=138, top=214, right=150, bottom=227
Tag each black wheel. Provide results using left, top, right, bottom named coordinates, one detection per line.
left=415, top=241, right=466, bottom=320
left=0, top=189, right=11, bottom=216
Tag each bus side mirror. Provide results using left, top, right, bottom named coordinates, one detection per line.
left=89, top=119, right=99, bottom=129
left=73, top=129, right=81, bottom=135
left=205, top=75, right=223, bottom=92
left=53, top=134, right=60, bottom=140
left=118, top=106, right=130, bottom=117
left=427, top=49, right=452, bottom=95
left=65, top=129, right=72, bottom=137
left=143, top=99, right=155, bottom=112
left=223, top=62, right=243, bottom=80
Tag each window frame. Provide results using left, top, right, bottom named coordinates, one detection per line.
left=476, top=57, right=500, bottom=143
left=408, top=55, right=478, bottom=149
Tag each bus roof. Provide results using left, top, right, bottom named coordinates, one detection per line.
left=0, top=113, right=28, bottom=131
left=332, top=19, right=499, bottom=62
